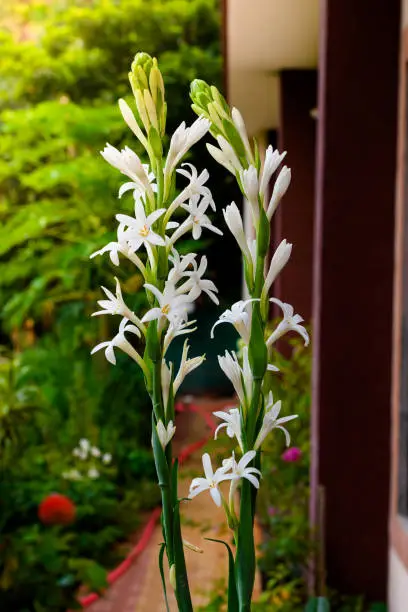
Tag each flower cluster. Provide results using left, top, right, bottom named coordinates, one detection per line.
left=185, top=79, right=310, bottom=607
left=189, top=451, right=261, bottom=508
left=62, top=438, right=112, bottom=481
left=89, top=53, right=309, bottom=611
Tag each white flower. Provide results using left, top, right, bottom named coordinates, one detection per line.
left=156, top=420, right=176, bottom=449
left=73, top=447, right=86, bottom=460
left=101, top=143, right=154, bottom=199
left=79, top=438, right=90, bottom=453
left=254, top=392, right=298, bottom=449
left=118, top=98, right=149, bottom=149
left=207, top=135, right=243, bottom=175
left=176, top=163, right=215, bottom=210
left=102, top=453, right=112, bottom=465
left=217, top=349, right=252, bottom=408
left=90, top=224, right=147, bottom=275
left=92, top=277, right=140, bottom=328
left=169, top=195, right=222, bottom=245
left=91, top=446, right=101, bottom=458
left=223, top=450, right=261, bottom=489
left=211, top=298, right=258, bottom=344
left=173, top=341, right=205, bottom=394
left=88, top=468, right=100, bottom=479
left=223, top=202, right=252, bottom=264
left=91, top=317, right=146, bottom=372
left=266, top=165, right=291, bottom=220
left=182, top=195, right=223, bottom=240
left=163, top=316, right=197, bottom=355
left=259, top=145, right=286, bottom=203
left=231, top=107, right=254, bottom=163
left=116, top=198, right=166, bottom=251
left=168, top=250, right=197, bottom=283
left=164, top=117, right=211, bottom=178
left=262, top=240, right=292, bottom=297
left=177, top=255, right=219, bottom=305
left=213, top=407, right=243, bottom=451
left=118, top=170, right=157, bottom=200
left=142, top=282, right=198, bottom=327
left=240, top=165, right=260, bottom=223
left=266, top=298, right=309, bottom=347
left=189, top=453, right=235, bottom=507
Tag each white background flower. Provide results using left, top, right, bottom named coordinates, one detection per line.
left=189, top=453, right=235, bottom=507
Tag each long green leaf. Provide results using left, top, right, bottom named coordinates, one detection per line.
left=158, top=543, right=170, bottom=612
left=205, top=538, right=238, bottom=612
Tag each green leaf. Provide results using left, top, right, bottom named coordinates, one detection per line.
left=205, top=538, right=238, bottom=612
left=159, top=543, right=170, bottom=612
left=305, top=597, right=330, bottom=612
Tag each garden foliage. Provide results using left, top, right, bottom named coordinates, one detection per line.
left=0, top=1, right=222, bottom=609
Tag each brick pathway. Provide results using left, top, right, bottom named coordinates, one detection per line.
left=88, top=398, right=261, bottom=612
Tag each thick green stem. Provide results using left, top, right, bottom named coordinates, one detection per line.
left=150, top=334, right=192, bottom=611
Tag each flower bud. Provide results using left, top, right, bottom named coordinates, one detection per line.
left=169, top=564, right=177, bottom=590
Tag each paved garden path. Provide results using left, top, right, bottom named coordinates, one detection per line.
left=87, top=398, right=261, bottom=612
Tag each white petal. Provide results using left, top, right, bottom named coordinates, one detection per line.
left=210, top=487, right=222, bottom=507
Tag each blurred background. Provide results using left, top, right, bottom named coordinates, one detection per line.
left=0, top=0, right=407, bottom=611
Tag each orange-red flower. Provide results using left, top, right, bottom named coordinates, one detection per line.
left=38, top=493, right=76, bottom=525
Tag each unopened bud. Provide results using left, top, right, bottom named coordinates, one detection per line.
left=169, top=564, right=176, bottom=590
left=183, top=539, right=203, bottom=554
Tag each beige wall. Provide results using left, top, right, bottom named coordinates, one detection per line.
left=403, top=0, right=408, bottom=27
left=226, top=0, right=318, bottom=135
left=389, top=550, right=408, bottom=612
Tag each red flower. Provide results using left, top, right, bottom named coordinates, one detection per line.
left=38, top=493, right=76, bottom=525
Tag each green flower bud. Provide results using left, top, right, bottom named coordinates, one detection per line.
left=131, top=52, right=153, bottom=81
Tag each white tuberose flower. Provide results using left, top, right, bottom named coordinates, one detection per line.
left=259, top=145, right=286, bottom=203
left=156, top=420, right=176, bottom=449
left=211, top=298, right=259, bottom=344
left=178, top=255, right=219, bottom=305
left=231, top=107, right=254, bottom=163
left=142, top=282, right=197, bottom=326
left=101, top=143, right=153, bottom=199
left=262, top=240, right=292, bottom=297
left=189, top=453, right=235, bottom=507
left=267, top=165, right=291, bottom=220
left=266, top=298, right=309, bottom=347
left=182, top=196, right=223, bottom=240
left=254, top=392, right=298, bottom=449
left=164, top=116, right=211, bottom=178
left=207, top=135, right=243, bottom=175
left=116, top=199, right=166, bottom=251
left=213, top=406, right=243, bottom=451
left=223, top=450, right=261, bottom=489
left=92, top=278, right=144, bottom=333
left=223, top=202, right=252, bottom=265
left=91, top=317, right=141, bottom=366
left=90, top=223, right=147, bottom=276
left=217, top=350, right=250, bottom=408
left=173, top=341, right=205, bottom=394
left=169, top=195, right=223, bottom=244
left=176, top=164, right=215, bottom=210
left=240, top=165, right=260, bottom=223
